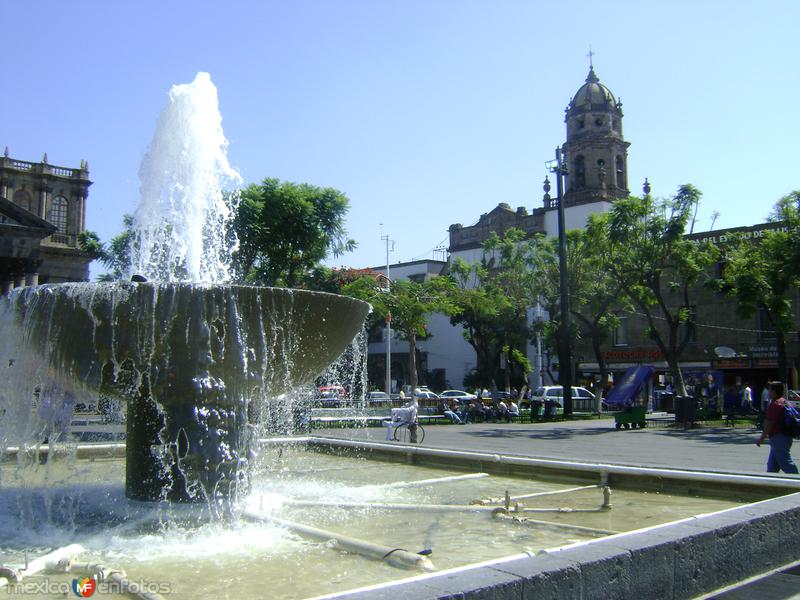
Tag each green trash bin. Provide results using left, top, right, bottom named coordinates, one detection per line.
left=613, top=406, right=647, bottom=430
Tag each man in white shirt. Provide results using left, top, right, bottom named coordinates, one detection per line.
left=741, top=382, right=754, bottom=413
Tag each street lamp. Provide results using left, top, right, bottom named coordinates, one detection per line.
left=381, top=234, right=394, bottom=396
left=545, top=147, right=573, bottom=416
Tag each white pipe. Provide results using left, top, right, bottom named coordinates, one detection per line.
left=381, top=473, right=489, bottom=489
left=0, top=544, right=86, bottom=589
left=64, top=560, right=167, bottom=600
left=107, top=571, right=166, bottom=600
left=20, top=544, right=85, bottom=579
left=473, top=484, right=600, bottom=505
left=494, top=513, right=618, bottom=536
left=516, top=506, right=609, bottom=513
left=283, top=499, right=499, bottom=513
left=242, top=510, right=434, bottom=572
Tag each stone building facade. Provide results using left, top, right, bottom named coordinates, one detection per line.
left=448, top=67, right=626, bottom=263
left=445, top=66, right=798, bottom=396
left=0, top=149, right=92, bottom=285
left=575, top=222, right=800, bottom=395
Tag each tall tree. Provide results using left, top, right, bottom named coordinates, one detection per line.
left=342, top=276, right=455, bottom=392
left=588, top=185, right=719, bottom=396
left=527, top=228, right=625, bottom=401
left=719, top=191, right=800, bottom=382
left=232, top=178, right=356, bottom=287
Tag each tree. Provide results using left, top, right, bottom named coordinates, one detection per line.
left=588, top=185, right=720, bottom=396
left=232, top=178, right=356, bottom=287
left=342, top=276, right=455, bottom=392
left=527, top=228, right=625, bottom=400
left=720, top=191, right=800, bottom=383
left=78, top=214, right=136, bottom=281
left=447, top=229, right=532, bottom=392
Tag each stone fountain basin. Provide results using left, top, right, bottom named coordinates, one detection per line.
left=4, top=282, right=370, bottom=396
left=2, top=282, right=370, bottom=501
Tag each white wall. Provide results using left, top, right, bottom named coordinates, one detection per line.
left=543, top=201, right=613, bottom=237
left=366, top=260, right=476, bottom=390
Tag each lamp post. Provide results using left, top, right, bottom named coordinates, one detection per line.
left=381, top=234, right=394, bottom=395
left=545, top=148, right=573, bottom=416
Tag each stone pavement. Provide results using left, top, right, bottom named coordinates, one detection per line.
left=314, top=417, right=800, bottom=477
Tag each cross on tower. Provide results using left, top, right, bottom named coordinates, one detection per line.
left=587, top=46, right=595, bottom=68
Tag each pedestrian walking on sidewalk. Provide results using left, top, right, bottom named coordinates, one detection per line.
left=756, top=381, right=799, bottom=474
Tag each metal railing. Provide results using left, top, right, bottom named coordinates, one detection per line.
left=46, top=233, right=77, bottom=247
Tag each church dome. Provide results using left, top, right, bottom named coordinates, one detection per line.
left=568, top=67, right=619, bottom=115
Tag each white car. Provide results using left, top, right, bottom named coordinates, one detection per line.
left=402, top=386, right=440, bottom=400
left=528, top=386, right=596, bottom=409
left=440, top=390, right=477, bottom=402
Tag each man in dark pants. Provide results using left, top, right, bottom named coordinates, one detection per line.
left=756, top=381, right=799, bottom=474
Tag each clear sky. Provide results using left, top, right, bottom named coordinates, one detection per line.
left=3, top=1, right=798, bottom=276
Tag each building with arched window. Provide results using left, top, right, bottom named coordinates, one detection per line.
left=0, top=149, right=92, bottom=285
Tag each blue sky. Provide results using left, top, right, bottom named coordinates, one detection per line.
left=2, top=1, right=798, bottom=275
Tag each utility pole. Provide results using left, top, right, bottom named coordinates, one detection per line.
left=547, top=147, right=573, bottom=416
left=381, top=233, right=394, bottom=396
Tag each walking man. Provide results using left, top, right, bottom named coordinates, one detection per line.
left=756, top=381, right=799, bottom=474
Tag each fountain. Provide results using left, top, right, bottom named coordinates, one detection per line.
left=0, top=72, right=369, bottom=505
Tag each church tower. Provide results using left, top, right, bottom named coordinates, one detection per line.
left=561, top=66, right=630, bottom=207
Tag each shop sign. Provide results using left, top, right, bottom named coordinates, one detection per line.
left=713, top=359, right=749, bottom=369
left=749, top=346, right=778, bottom=358
left=752, top=359, right=778, bottom=368
left=601, top=348, right=665, bottom=362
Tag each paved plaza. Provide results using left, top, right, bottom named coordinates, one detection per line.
left=315, top=417, right=798, bottom=478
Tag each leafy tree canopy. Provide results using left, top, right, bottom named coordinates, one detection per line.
left=587, top=185, right=719, bottom=396
left=232, top=178, right=356, bottom=287
left=719, top=190, right=800, bottom=381
left=78, top=214, right=135, bottom=281
left=342, top=275, right=457, bottom=390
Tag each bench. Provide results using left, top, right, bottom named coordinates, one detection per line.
left=310, top=415, right=448, bottom=430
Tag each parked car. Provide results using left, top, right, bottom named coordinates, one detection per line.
left=526, top=386, right=596, bottom=411
left=440, top=390, right=477, bottom=402
left=402, top=386, right=440, bottom=400
left=317, top=391, right=341, bottom=408
left=367, top=391, right=391, bottom=405
left=317, top=385, right=347, bottom=408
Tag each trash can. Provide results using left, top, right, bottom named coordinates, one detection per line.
left=660, top=393, right=675, bottom=413
left=544, top=400, right=555, bottom=418
left=529, top=400, right=543, bottom=421
left=676, top=396, right=696, bottom=425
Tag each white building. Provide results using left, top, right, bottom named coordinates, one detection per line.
left=366, top=260, right=476, bottom=392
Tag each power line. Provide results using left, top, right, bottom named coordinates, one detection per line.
left=410, top=235, right=449, bottom=261
left=628, top=310, right=798, bottom=335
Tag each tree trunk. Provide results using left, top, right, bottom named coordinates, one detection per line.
left=666, top=352, right=687, bottom=397
left=776, top=329, right=788, bottom=385
left=504, top=349, right=511, bottom=392
left=408, top=333, right=418, bottom=391
left=593, top=333, right=607, bottom=412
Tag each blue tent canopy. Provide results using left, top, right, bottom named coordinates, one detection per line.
left=605, top=365, right=654, bottom=408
